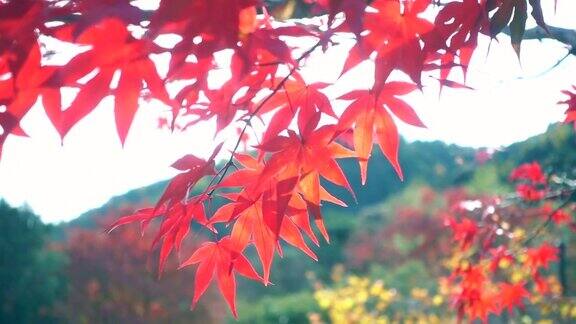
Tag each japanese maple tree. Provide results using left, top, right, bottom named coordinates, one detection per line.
left=1, top=0, right=575, bottom=319
left=344, top=163, right=576, bottom=322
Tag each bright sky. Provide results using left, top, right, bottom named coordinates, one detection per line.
left=0, top=2, right=575, bottom=223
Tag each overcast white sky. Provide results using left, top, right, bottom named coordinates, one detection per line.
left=0, top=2, right=575, bottom=223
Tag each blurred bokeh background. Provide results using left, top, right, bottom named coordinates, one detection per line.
left=1, top=123, right=575, bottom=323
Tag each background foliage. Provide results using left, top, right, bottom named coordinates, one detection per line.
left=1, top=124, right=575, bottom=323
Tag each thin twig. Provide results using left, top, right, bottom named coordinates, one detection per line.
left=523, top=190, right=575, bottom=246
left=205, top=40, right=324, bottom=197
left=515, top=50, right=573, bottom=80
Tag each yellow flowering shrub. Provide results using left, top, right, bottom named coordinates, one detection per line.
left=312, top=271, right=454, bottom=324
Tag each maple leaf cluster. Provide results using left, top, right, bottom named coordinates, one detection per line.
left=510, top=161, right=547, bottom=201
left=347, top=177, right=574, bottom=322
left=346, top=163, right=575, bottom=322
left=0, top=0, right=571, bottom=318
left=444, top=162, right=574, bottom=322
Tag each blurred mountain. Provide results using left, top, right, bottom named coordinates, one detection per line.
left=64, top=181, right=167, bottom=231
left=492, top=123, right=576, bottom=178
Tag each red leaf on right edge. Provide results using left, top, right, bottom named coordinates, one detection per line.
left=558, top=85, right=576, bottom=127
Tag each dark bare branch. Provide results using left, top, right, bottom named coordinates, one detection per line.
left=504, top=25, right=576, bottom=54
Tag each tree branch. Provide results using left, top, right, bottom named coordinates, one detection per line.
left=523, top=189, right=576, bottom=246
left=203, top=40, right=324, bottom=198
left=504, top=25, right=576, bottom=54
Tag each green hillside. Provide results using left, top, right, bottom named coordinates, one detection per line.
left=493, top=123, right=576, bottom=178
left=66, top=180, right=167, bottom=229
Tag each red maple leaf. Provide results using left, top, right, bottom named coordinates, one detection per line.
left=338, top=82, right=424, bottom=183
left=364, top=0, right=435, bottom=89
left=0, top=43, right=58, bottom=157
left=510, top=162, right=546, bottom=184
left=54, top=0, right=147, bottom=36
left=497, top=282, right=529, bottom=314
left=551, top=209, right=572, bottom=225
left=448, top=217, right=478, bottom=250
left=56, top=18, right=172, bottom=144
left=218, top=125, right=352, bottom=242
left=452, top=265, right=497, bottom=323
left=210, top=153, right=322, bottom=280
left=314, top=0, right=366, bottom=36
left=434, top=0, right=489, bottom=78
left=258, top=125, right=355, bottom=209
left=516, top=184, right=545, bottom=202
left=149, top=0, right=258, bottom=52
left=467, top=289, right=497, bottom=323
left=179, top=236, right=262, bottom=318
left=225, top=197, right=318, bottom=285
left=108, top=145, right=224, bottom=277
left=256, top=76, right=336, bottom=143
left=525, top=243, right=558, bottom=272
left=559, top=85, right=576, bottom=127
left=0, top=1, right=44, bottom=53
left=533, top=272, right=551, bottom=295
left=156, top=143, right=223, bottom=211
left=108, top=200, right=212, bottom=277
